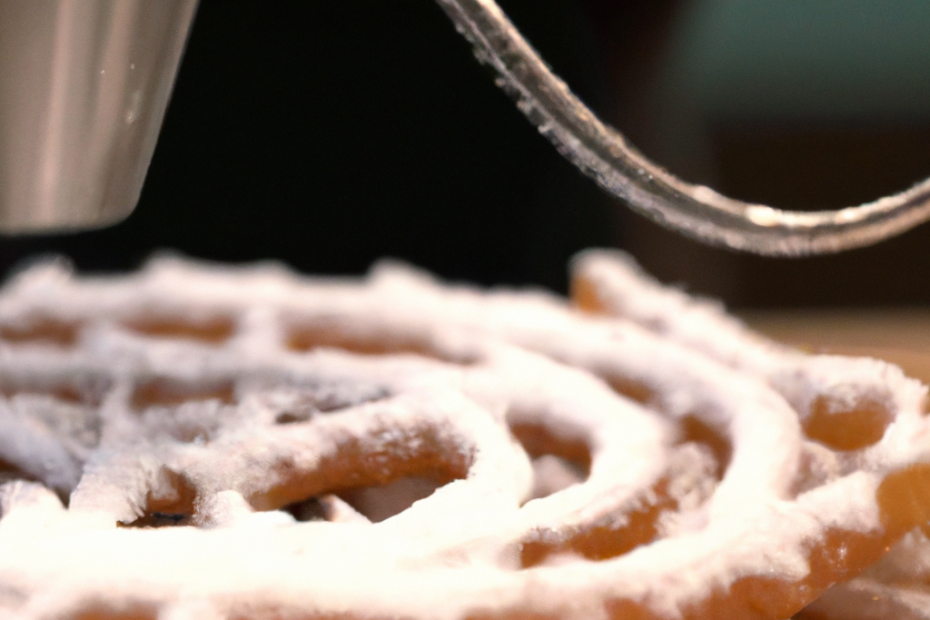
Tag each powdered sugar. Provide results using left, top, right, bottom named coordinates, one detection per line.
left=0, top=251, right=927, bottom=620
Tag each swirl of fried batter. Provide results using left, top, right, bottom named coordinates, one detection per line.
left=0, top=252, right=928, bottom=620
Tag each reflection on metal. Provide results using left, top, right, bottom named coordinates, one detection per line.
left=436, top=0, right=930, bottom=256
left=0, top=0, right=198, bottom=233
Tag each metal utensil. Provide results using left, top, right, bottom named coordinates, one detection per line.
left=0, top=0, right=197, bottom=233
left=436, top=0, right=930, bottom=256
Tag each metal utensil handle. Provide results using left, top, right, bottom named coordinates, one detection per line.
left=435, top=0, right=930, bottom=256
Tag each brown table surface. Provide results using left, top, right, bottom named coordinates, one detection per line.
left=740, top=308, right=930, bottom=385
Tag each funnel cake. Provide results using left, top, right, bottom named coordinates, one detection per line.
left=0, top=252, right=929, bottom=620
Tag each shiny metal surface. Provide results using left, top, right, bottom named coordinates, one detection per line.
left=436, top=0, right=930, bottom=256
left=0, top=0, right=197, bottom=233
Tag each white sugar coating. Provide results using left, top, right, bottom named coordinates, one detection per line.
left=572, top=250, right=927, bottom=426
left=0, top=251, right=927, bottom=620
left=800, top=507, right=930, bottom=619
left=799, top=529, right=930, bottom=620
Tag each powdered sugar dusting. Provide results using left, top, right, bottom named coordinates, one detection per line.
left=0, top=251, right=927, bottom=620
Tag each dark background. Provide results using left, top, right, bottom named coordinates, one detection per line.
left=2, top=0, right=930, bottom=308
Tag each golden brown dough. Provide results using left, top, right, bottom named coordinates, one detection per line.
left=0, top=251, right=928, bottom=620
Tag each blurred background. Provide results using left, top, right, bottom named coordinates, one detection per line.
left=2, top=0, right=930, bottom=311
